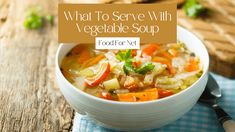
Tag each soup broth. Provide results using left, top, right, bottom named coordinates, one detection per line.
left=61, top=42, right=202, bottom=102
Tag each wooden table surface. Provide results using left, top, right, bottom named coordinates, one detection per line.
left=0, top=0, right=74, bottom=131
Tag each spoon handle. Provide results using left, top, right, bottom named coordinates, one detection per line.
left=213, top=105, right=235, bottom=132
left=223, top=120, right=235, bottom=132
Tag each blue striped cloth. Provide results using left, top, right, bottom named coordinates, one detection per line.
left=72, top=73, right=235, bottom=132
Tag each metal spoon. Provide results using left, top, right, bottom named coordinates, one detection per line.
left=199, top=73, right=235, bottom=132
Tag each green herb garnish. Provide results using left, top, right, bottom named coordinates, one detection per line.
left=135, top=63, right=155, bottom=75
left=116, top=50, right=132, bottom=61
left=24, top=12, right=43, bottom=29
left=116, top=50, right=154, bottom=75
left=183, top=0, right=207, bottom=18
left=24, top=6, right=54, bottom=30
left=123, top=61, right=135, bottom=75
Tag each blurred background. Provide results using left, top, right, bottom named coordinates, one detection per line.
left=0, top=0, right=234, bottom=131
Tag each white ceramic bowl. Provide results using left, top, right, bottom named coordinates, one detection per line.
left=55, top=26, right=209, bottom=131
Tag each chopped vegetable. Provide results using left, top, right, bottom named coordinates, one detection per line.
left=78, top=68, right=94, bottom=77
left=61, top=42, right=203, bottom=102
left=124, top=76, right=138, bottom=90
left=116, top=50, right=134, bottom=75
left=156, top=81, right=183, bottom=89
left=99, top=92, right=113, bottom=100
left=167, top=43, right=182, bottom=49
left=116, top=50, right=132, bottom=61
left=123, top=62, right=155, bottom=75
left=161, top=51, right=174, bottom=60
left=151, top=62, right=167, bottom=75
left=152, top=56, right=169, bottom=64
left=144, top=88, right=158, bottom=92
left=142, top=44, right=160, bottom=56
left=82, top=54, right=105, bottom=68
left=118, top=90, right=158, bottom=102
left=156, top=76, right=178, bottom=85
left=77, top=49, right=91, bottom=64
left=117, top=93, right=135, bottom=102
left=71, top=45, right=86, bottom=55
left=183, top=0, right=207, bottom=18
left=132, top=61, right=141, bottom=68
left=185, top=57, right=200, bottom=72
left=144, top=63, right=166, bottom=85
left=168, top=48, right=178, bottom=57
left=85, top=62, right=110, bottom=86
left=132, top=49, right=137, bottom=57
left=175, top=70, right=199, bottom=80
left=182, top=74, right=200, bottom=86
left=123, top=61, right=135, bottom=75
left=114, top=49, right=137, bottom=58
left=152, top=56, right=175, bottom=75
left=116, top=50, right=155, bottom=75
left=103, top=78, right=120, bottom=91
left=135, top=63, right=155, bottom=75
left=115, top=89, right=129, bottom=94
left=144, top=74, right=154, bottom=85
left=158, top=89, right=174, bottom=98
left=166, top=63, right=176, bottom=75
left=172, top=57, right=186, bottom=69
left=155, top=77, right=183, bottom=89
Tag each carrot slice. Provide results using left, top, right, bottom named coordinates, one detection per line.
left=85, top=62, right=110, bottom=86
left=152, top=56, right=176, bottom=75
left=99, top=92, right=113, bottom=100
left=166, top=63, right=176, bottom=75
left=185, top=57, right=199, bottom=72
left=158, top=89, right=174, bottom=98
left=118, top=90, right=158, bottom=102
left=117, top=93, right=136, bottom=102
left=144, top=88, right=158, bottom=92
left=160, top=51, right=174, bottom=60
left=132, top=61, right=141, bottom=68
left=71, top=45, right=86, bottom=55
left=132, top=49, right=137, bottom=57
left=142, top=44, right=160, bottom=56
left=70, top=45, right=91, bottom=64
left=82, top=54, right=105, bottom=68
left=152, top=56, right=169, bottom=63
left=77, top=49, right=91, bottom=64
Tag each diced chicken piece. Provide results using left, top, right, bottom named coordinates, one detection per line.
left=124, top=76, right=138, bottom=90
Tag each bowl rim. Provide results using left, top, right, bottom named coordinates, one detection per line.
left=55, top=26, right=209, bottom=106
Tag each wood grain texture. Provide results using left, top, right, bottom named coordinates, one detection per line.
left=178, top=0, right=235, bottom=78
left=0, top=0, right=74, bottom=131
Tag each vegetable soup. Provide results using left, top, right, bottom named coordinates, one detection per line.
left=60, top=42, right=203, bottom=102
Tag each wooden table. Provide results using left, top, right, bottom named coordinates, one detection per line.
left=0, top=0, right=74, bottom=131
